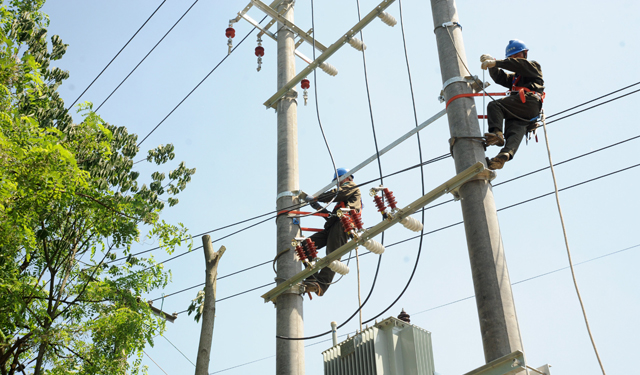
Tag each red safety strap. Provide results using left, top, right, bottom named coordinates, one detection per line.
left=277, top=210, right=330, bottom=218
left=512, top=86, right=546, bottom=103
left=300, top=227, right=323, bottom=232
left=445, top=92, right=507, bottom=109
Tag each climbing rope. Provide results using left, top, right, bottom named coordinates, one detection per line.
left=541, top=122, right=607, bottom=375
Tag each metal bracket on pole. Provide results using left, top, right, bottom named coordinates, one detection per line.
left=461, top=350, right=526, bottom=375
left=261, top=161, right=486, bottom=303
left=263, top=0, right=397, bottom=109
left=438, top=75, right=488, bottom=103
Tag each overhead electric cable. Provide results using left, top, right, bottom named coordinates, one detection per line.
left=546, top=81, right=640, bottom=119
left=137, top=15, right=269, bottom=147
left=162, top=335, right=196, bottom=367
left=95, top=0, right=202, bottom=112
left=147, top=134, right=640, bottom=302
left=67, top=0, right=168, bottom=110
left=125, top=89, right=640, bottom=263
left=205, top=243, right=639, bottom=374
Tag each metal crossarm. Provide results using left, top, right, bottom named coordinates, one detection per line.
left=462, top=350, right=526, bottom=375
left=261, top=161, right=485, bottom=303
left=251, top=0, right=328, bottom=52
left=263, top=0, right=397, bottom=109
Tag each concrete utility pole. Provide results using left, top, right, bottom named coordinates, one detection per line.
left=430, top=0, right=524, bottom=363
left=274, top=1, right=305, bottom=375
left=195, top=236, right=225, bottom=375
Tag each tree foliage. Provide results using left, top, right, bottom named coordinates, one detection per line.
left=0, top=1, right=196, bottom=374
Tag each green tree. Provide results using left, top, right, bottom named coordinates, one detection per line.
left=0, top=1, right=196, bottom=374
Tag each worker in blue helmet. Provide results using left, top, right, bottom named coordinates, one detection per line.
left=302, top=168, right=361, bottom=297
left=480, top=39, right=545, bottom=170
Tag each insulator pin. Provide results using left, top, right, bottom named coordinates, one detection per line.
left=328, top=260, right=350, bottom=275
left=255, top=37, right=264, bottom=72
left=319, top=62, right=338, bottom=76
left=383, top=188, right=397, bottom=210
left=349, top=210, right=364, bottom=231
left=295, top=245, right=307, bottom=261
left=363, top=239, right=385, bottom=255
left=401, top=216, right=423, bottom=232
left=226, top=24, right=235, bottom=54
left=304, top=238, right=318, bottom=260
left=373, top=195, right=386, bottom=213
left=340, top=214, right=354, bottom=233
left=348, top=37, right=366, bottom=51
left=301, top=78, right=310, bottom=106
left=378, top=12, right=397, bottom=27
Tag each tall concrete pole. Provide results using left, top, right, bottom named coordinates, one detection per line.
left=430, top=0, right=524, bottom=363
left=274, top=1, right=305, bottom=375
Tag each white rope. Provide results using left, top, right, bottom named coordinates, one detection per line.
left=541, top=122, right=607, bottom=375
left=355, top=247, right=363, bottom=332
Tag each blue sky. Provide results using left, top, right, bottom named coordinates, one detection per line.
left=42, top=0, right=640, bottom=374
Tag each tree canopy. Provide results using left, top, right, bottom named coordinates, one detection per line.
left=0, top=1, right=196, bottom=374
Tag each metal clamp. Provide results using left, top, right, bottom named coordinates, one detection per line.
left=276, top=190, right=300, bottom=201
left=438, top=76, right=489, bottom=103
left=433, top=21, right=462, bottom=33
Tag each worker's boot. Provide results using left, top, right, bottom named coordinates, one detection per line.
left=484, top=131, right=505, bottom=147
left=487, top=152, right=510, bottom=170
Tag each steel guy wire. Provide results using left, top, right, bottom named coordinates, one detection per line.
left=67, top=0, right=168, bottom=110
left=203, top=242, right=640, bottom=374
left=136, top=15, right=269, bottom=147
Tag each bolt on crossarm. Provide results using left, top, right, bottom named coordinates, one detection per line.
left=430, top=0, right=525, bottom=364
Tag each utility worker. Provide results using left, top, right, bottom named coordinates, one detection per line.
left=481, top=39, right=545, bottom=170
left=302, top=168, right=362, bottom=297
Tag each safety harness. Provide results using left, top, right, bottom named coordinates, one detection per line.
left=511, top=74, right=545, bottom=104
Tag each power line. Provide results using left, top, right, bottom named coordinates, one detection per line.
left=123, top=85, right=640, bottom=263
left=143, top=350, right=170, bottom=375
left=162, top=335, right=196, bottom=367
left=95, top=0, right=202, bottom=112
left=147, top=131, right=640, bottom=302
left=205, top=242, right=640, bottom=373
left=160, top=161, right=640, bottom=314
left=137, top=15, right=269, bottom=147
left=67, top=0, right=168, bottom=110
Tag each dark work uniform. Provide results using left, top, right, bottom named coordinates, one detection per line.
left=306, top=180, right=362, bottom=294
left=488, top=58, right=545, bottom=159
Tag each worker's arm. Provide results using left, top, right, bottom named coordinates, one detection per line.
left=316, top=185, right=352, bottom=203
left=488, top=66, right=514, bottom=89
left=495, top=58, right=542, bottom=79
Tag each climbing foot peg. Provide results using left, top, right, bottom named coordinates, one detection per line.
left=484, top=131, right=505, bottom=147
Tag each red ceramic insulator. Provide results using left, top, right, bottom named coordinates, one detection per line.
left=301, top=78, right=310, bottom=90
left=255, top=46, right=265, bottom=57
left=225, top=27, right=236, bottom=38
left=340, top=214, right=354, bottom=233
left=373, top=195, right=386, bottom=213
left=349, top=210, right=364, bottom=231
left=304, top=238, right=318, bottom=260
left=383, top=188, right=397, bottom=210
left=295, top=245, right=307, bottom=261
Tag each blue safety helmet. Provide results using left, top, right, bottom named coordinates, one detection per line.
left=505, top=39, right=528, bottom=58
left=333, top=168, right=353, bottom=181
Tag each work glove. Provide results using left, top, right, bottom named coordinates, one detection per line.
left=304, top=195, right=316, bottom=202
left=481, top=59, right=496, bottom=70
left=309, top=201, right=323, bottom=211
left=480, top=54, right=494, bottom=62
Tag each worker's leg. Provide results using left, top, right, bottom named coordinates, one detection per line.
left=498, top=99, right=541, bottom=159
left=312, top=221, right=348, bottom=294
